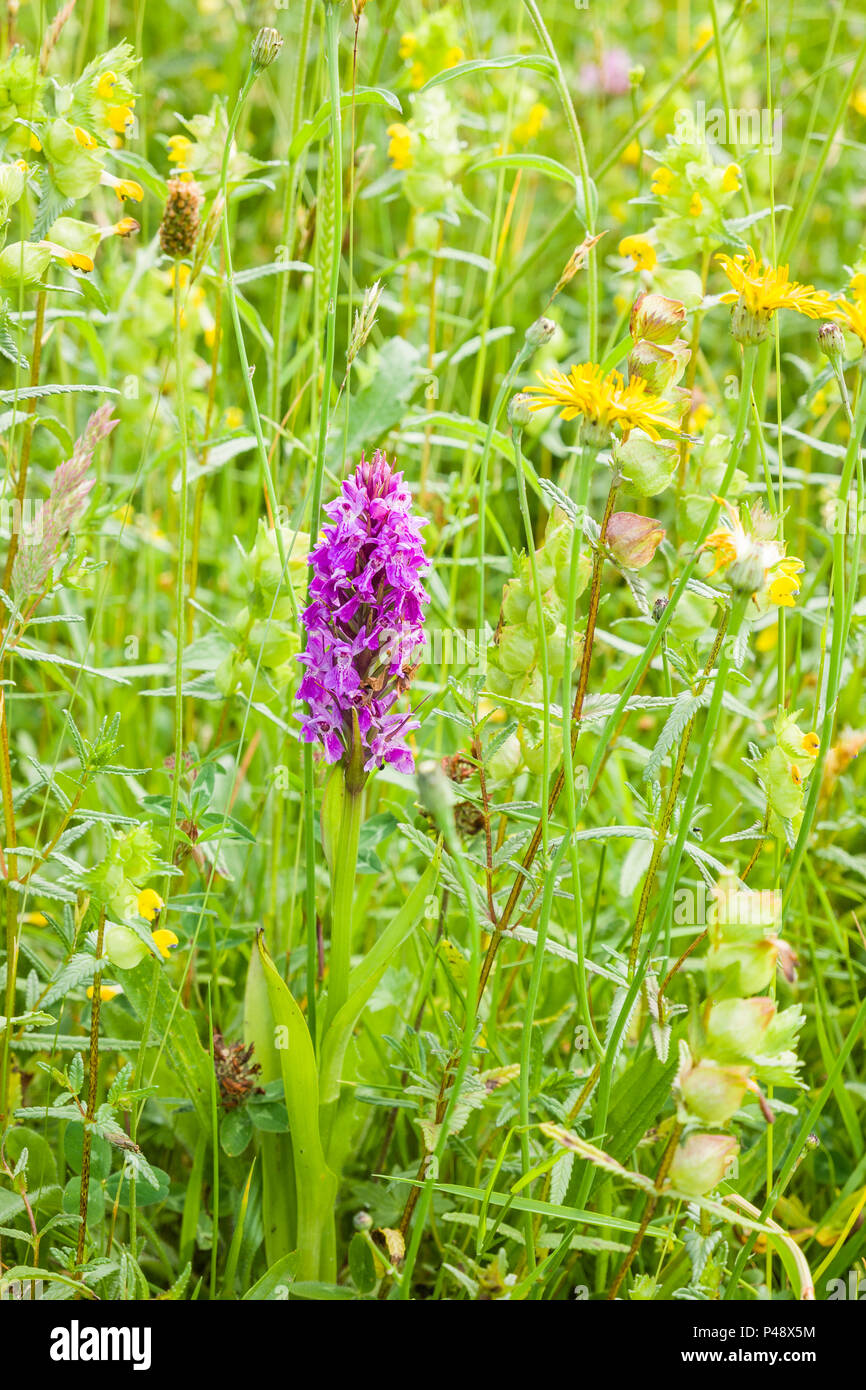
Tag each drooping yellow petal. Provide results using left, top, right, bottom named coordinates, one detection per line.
left=152, top=928, right=179, bottom=959
left=137, top=887, right=165, bottom=922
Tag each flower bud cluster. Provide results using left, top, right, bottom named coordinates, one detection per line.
left=649, top=135, right=742, bottom=259
left=669, top=876, right=803, bottom=1197
left=386, top=88, right=464, bottom=217
left=752, top=710, right=820, bottom=839
left=82, top=825, right=177, bottom=970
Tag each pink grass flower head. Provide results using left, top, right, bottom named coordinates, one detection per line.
left=297, top=451, right=430, bottom=778
left=11, top=404, right=118, bottom=601
left=580, top=47, right=632, bottom=96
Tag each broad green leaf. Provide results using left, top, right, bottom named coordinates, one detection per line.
left=420, top=54, right=556, bottom=91
left=256, top=934, right=337, bottom=1282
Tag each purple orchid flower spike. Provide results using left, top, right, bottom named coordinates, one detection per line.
left=297, top=451, right=430, bottom=780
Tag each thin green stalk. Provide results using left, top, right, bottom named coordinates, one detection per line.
left=559, top=441, right=602, bottom=1057
left=219, top=68, right=290, bottom=580
left=474, top=338, right=534, bottom=640
left=522, top=0, right=597, bottom=357
left=627, top=607, right=731, bottom=979
left=782, top=373, right=866, bottom=909
left=779, top=31, right=866, bottom=263
left=270, top=0, right=316, bottom=436
left=397, top=776, right=482, bottom=1299
left=512, top=419, right=550, bottom=1269
left=303, top=1, right=344, bottom=1040
left=166, top=270, right=190, bottom=879
left=582, top=593, right=749, bottom=1211
left=325, top=780, right=363, bottom=1028
left=77, top=908, right=106, bottom=1269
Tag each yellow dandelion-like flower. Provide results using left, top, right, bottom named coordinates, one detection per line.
left=386, top=122, right=414, bottom=171
left=409, top=60, right=426, bottom=89
left=152, top=928, right=179, bottom=959
left=224, top=406, right=244, bottom=430
left=137, top=887, right=165, bottom=922
left=717, top=249, right=836, bottom=319
left=689, top=192, right=703, bottom=216
left=618, top=234, right=657, bottom=271
left=444, top=45, right=465, bottom=68
left=830, top=273, right=866, bottom=346
left=527, top=362, right=682, bottom=444
left=399, top=32, right=417, bottom=59
left=852, top=87, right=866, bottom=118
left=833, top=299, right=866, bottom=345
left=716, top=248, right=837, bottom=343
left=651, top=166, right=674, bottom=196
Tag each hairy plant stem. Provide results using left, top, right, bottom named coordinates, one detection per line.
left=76, top=908, right=106, bottom=1269
left=553, top=348, right=757, bottom=1231
left=512, top=421, right=551, bottom=1267
left=607, top=1120, right=684, bottom=1300
left=627, top=605, right=731, bottom=978
left=491, top=471, right=619, bottom=952
left=560, top=441, right=602, bottom=1055
left=397, top=463, right=618, bottom=1254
